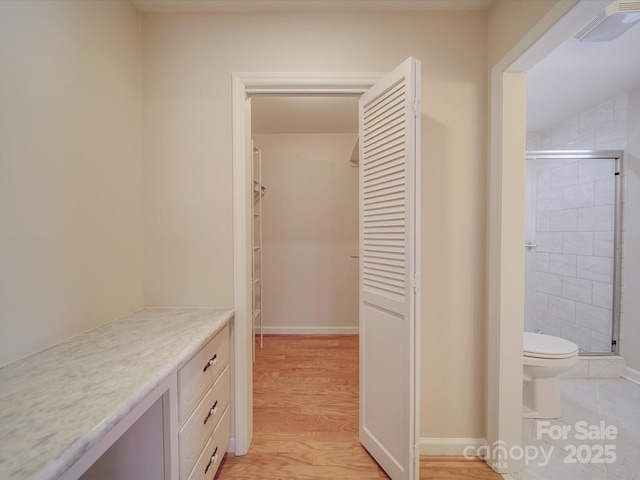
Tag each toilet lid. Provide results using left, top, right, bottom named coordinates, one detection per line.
left=523, top=332, right=579, bottom=359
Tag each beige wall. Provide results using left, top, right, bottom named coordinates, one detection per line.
left=488, top=0, right=564, bottom=67
left=252, top=134, right=359, bottom=332
left=142, top=10, right=488, bottom=439
left=0, top=1, right=144, bottom=367
left=0, top=0, right=589, bottom=451
left=623, top=86, right=640, bottom=371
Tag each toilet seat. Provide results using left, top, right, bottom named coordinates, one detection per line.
left=523, top=332, right=579, bottom=359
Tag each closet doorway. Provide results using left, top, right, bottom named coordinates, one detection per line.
left=232, top=62, right=421, bottom=480
left=250, top=95, right=360, bottom=341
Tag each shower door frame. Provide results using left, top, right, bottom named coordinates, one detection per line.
left=525, top=150, right=623, bottom=356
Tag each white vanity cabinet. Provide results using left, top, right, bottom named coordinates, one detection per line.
left=178, top=324, right=231, bottom=480
left=0, top=308, right=234, bottom=480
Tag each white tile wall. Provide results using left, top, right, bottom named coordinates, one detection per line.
left=594, top=178, right=614, bottom=205
left=550, top=163, right=579, bottom=189
left=563, top=183, right=594, bottom=209
left=528, top=94, right=626, bottom=352
left=577, top=205, right=613, bottom=231
left=562, top=232, right=593, bottom=255
left=536, top=272, right=562, bottom=296
left=592, top=281, right=613, bottom=309
left=549, top=253, right=577, bottom=276
left=562, top=277, right=592, bottom=304
left=594, top=231, right=614, bottom=257
left=577, top=256, right=612, bottom=283
left=536, top=252, right=550, bottom=272
left=535, top=94, right=627, bottom=152
left=538, top=188, right=563, bottom=211
left=535, top=292, right=549, bottom=312
left=537, top=232, right=563, bottom=253
left=576, top=302, right=612, bottom=336
left=549, top=295, right=576, bottom=321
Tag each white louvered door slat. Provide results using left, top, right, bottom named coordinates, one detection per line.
left=359, top=57, right=421, bottom=480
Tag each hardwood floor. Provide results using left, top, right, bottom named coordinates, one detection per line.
left=214, top=335, right=501, bottom=480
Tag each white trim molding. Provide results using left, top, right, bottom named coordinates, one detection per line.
left=259, top=326, right=359, bottom=335
left=624, top=366, right=640, bottom=386
left=419, top=437, right=486, bottom=456
left=235, top=72, right=385, bottom=95
left=231, top=71, right=384, bottom=457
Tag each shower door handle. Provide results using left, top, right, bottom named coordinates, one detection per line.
left=525, top=242, right=538, bottom=250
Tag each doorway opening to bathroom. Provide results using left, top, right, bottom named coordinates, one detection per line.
left=486, top=0, right=632, bottom=474
left=524, top=150, right=623, bottom=355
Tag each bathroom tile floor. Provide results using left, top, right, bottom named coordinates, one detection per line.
left=521, top=378, right=640, bottom=480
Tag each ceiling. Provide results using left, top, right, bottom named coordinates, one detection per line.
left=526, top=13, right=640, bottom=132
left=131, top=0, right=495, bottom=12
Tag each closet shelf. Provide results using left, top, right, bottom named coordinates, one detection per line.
left=349, top=135, right=359, bottom=166
left=254, top=181, right=267, bottom=195
left=252, top=143, right=264, bottom=354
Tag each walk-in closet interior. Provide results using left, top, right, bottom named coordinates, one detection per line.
left=250, top=96, right=361, bottom=342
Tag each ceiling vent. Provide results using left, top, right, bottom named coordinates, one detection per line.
left=574, top=0, right=640, bottom=42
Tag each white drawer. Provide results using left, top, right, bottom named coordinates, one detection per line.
left=179, top=365, right=230, bottom=479
left=178, top=325, right=229, bottom=424
left=186, top=405, right=231, bottom=480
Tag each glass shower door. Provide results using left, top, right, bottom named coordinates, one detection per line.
left=524, top=151, right=621, bottom=354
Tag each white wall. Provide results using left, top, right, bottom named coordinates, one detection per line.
left=623, top=86, right=640, bottom=371
left=252, top=134, right=358, bottom=332
left=0, top=0, right=144, bottom=367
left=142, top=10, right=488, bottom=441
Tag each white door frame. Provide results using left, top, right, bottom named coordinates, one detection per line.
left=487, top=0, right=611, bottom=474
left=231, top=72, right=385, bottom=455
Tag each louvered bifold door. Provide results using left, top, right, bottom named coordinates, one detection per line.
left=359, top=57, right=420, bottom=480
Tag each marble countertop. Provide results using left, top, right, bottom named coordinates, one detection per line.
left=0, top=308, right=233, bottom=480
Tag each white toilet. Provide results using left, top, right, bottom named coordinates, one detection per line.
left=523, top=332, right=579, bottom=419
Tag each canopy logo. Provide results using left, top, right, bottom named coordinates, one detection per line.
left=464, top=420, right=618, bottom=469
left=464, top=441, right=554, bottom=469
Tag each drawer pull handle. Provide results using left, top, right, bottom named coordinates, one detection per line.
left=204, top=446, right=219, bottom=474
left=204, top=400, right=219, bottom=424
left=203, top=354, right=217, bottom=372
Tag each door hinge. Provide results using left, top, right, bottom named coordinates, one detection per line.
left=412, top=99, right=420, bottom=117
left=411, top=273, right=421, bottom=292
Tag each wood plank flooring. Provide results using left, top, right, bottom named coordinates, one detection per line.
left=214, top=335, right=501, bottom=480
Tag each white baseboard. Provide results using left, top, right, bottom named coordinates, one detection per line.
left=258, top=326, right=359, bottom=335
left=419, top=437, right=486, bottom=456
left=623, top=365, right=640, bottom=386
